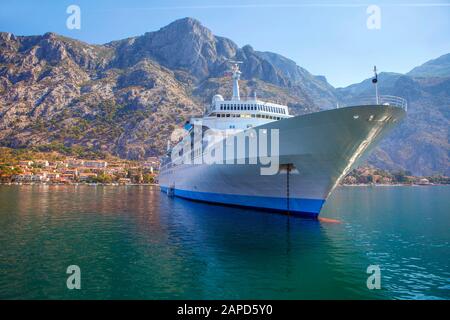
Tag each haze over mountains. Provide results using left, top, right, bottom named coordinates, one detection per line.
left=0, top=17, right=448, bottom=175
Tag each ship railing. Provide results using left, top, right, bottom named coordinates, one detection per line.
left=342, top=95, right=407, bottom=111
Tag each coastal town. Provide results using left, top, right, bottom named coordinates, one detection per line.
left=341, top=166, right=449, bottom=186
left=0, top=148, right=448, bottom=186
left=0, top=148, right=159, bottom=185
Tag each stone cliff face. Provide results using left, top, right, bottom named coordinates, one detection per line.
left=0, top=18, right=448, bottom=175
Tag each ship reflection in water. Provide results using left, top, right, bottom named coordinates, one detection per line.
left=0, top=185, right=448, bottom=299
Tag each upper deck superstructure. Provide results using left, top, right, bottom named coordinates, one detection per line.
left=190, top=62, right=292, bottom=131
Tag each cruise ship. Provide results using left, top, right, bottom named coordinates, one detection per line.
left=159, top=63, right=407, bottom=218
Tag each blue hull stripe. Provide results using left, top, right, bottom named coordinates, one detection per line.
left=160, top=186, right=325, bottom=218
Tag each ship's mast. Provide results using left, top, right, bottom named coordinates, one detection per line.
left=372, top=65, right=379, bottom=105
left=229, top=60, right=242, bottom=101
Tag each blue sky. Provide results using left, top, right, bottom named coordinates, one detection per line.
left=1, top=0, right=449, bottom=87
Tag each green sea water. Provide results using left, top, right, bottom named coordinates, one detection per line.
left=0, top=185, right=448, bottom=299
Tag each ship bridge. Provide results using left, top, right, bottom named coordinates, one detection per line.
left=190, top=62, right=292, bottom=131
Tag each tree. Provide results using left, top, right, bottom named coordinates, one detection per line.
left=95, top=173, right=113, bottom=184
left=142, top=173, right=154, bottom=184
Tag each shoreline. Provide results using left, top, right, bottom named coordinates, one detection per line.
left=0, top=182, right=160, bottom=187
left=339, top=183, right=447, bottom=187
left=0, top=183, right=448, bottom=187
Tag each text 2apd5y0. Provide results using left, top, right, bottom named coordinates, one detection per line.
left=177, top=304, right=272, bottom=318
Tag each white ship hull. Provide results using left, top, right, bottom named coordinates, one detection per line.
left=159, top=105, right=406, bottom=218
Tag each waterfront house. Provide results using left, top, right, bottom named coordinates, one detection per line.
left=62, top=169, right=78, bottom=180
left=46, top=173, right=60, bottom=182
left=118, top=178, right=131, bottom=185
left=78, top=172, right=97, bottom=182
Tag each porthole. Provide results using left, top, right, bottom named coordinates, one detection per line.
left=353, top=115, right=359, bottom=119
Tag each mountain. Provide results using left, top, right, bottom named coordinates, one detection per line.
left=0, top=18, right=448, bottom=175
left=0, top=18, right=338, bottom=160
left=407, top=53, right=450, bottom=78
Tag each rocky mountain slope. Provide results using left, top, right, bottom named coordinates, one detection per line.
left=0, top=17, right=448, bottom=175
left=0, top=18, right=336, bottom=160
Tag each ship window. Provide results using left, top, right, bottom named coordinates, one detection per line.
left=251, top=114, right=256, bottom=118
left=233, top=106, right=236, bottom=110
left=226, top=114, right=230, bottom=117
